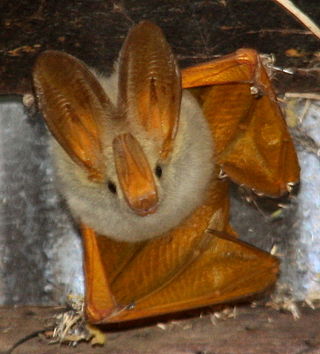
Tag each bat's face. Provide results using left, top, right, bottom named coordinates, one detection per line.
left=33, top=22, right=214, bottom=242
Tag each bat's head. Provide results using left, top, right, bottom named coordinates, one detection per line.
left=33, top=21, right=214, bottom=242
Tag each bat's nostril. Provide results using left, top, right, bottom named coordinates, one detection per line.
left=132, top=195, right=158, bottom=216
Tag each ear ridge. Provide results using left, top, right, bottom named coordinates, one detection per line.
left=33, top=50, right=114, bottom=182
left=118, top=21, right=182, bottom=159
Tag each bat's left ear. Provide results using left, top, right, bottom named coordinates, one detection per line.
left=33, top=50, right=115, bottom=182
left=117, top=20, right=182, bottom=160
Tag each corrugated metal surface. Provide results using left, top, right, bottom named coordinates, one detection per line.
left=0, top=97, right=83, bottom=305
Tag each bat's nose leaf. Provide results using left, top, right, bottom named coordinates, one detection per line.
left=113, top=133, right=158, bottom=216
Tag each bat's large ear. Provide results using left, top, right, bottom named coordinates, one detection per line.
left=33, top=50, right=114, bottom=182
left=118, top=21, right=181, bottom=160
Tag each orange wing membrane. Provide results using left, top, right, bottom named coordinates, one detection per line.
left=182, top=49, right=299, bottom=196
left=82, top=179, right=278, bottom=323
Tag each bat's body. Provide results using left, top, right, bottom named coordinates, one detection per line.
left=33, top=21, right=299, bottom=323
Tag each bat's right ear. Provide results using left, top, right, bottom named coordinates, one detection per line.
left=33, top=50, right=114, bottom=182
left=117, top=21, right=181, bottom=160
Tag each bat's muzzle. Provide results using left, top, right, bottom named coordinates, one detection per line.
left=113, top=133, right=158, bottom=216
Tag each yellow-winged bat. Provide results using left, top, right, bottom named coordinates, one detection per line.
left=32, top=21, right=300, bottom=323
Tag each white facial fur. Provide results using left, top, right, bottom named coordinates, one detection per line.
left=52, top=69, right=214, bottom=242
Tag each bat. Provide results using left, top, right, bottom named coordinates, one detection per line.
left=32, top=20, right=300, bottom=323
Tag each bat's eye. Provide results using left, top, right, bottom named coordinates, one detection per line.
left=107, top=180, right=117, bottom=194
left=155, top=164, right=162, bottom=178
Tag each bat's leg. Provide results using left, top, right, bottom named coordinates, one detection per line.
left=81, top=224, right=117, bottom=323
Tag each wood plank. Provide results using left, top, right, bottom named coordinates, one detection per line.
left=1, top=305, right=320, bottom=353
